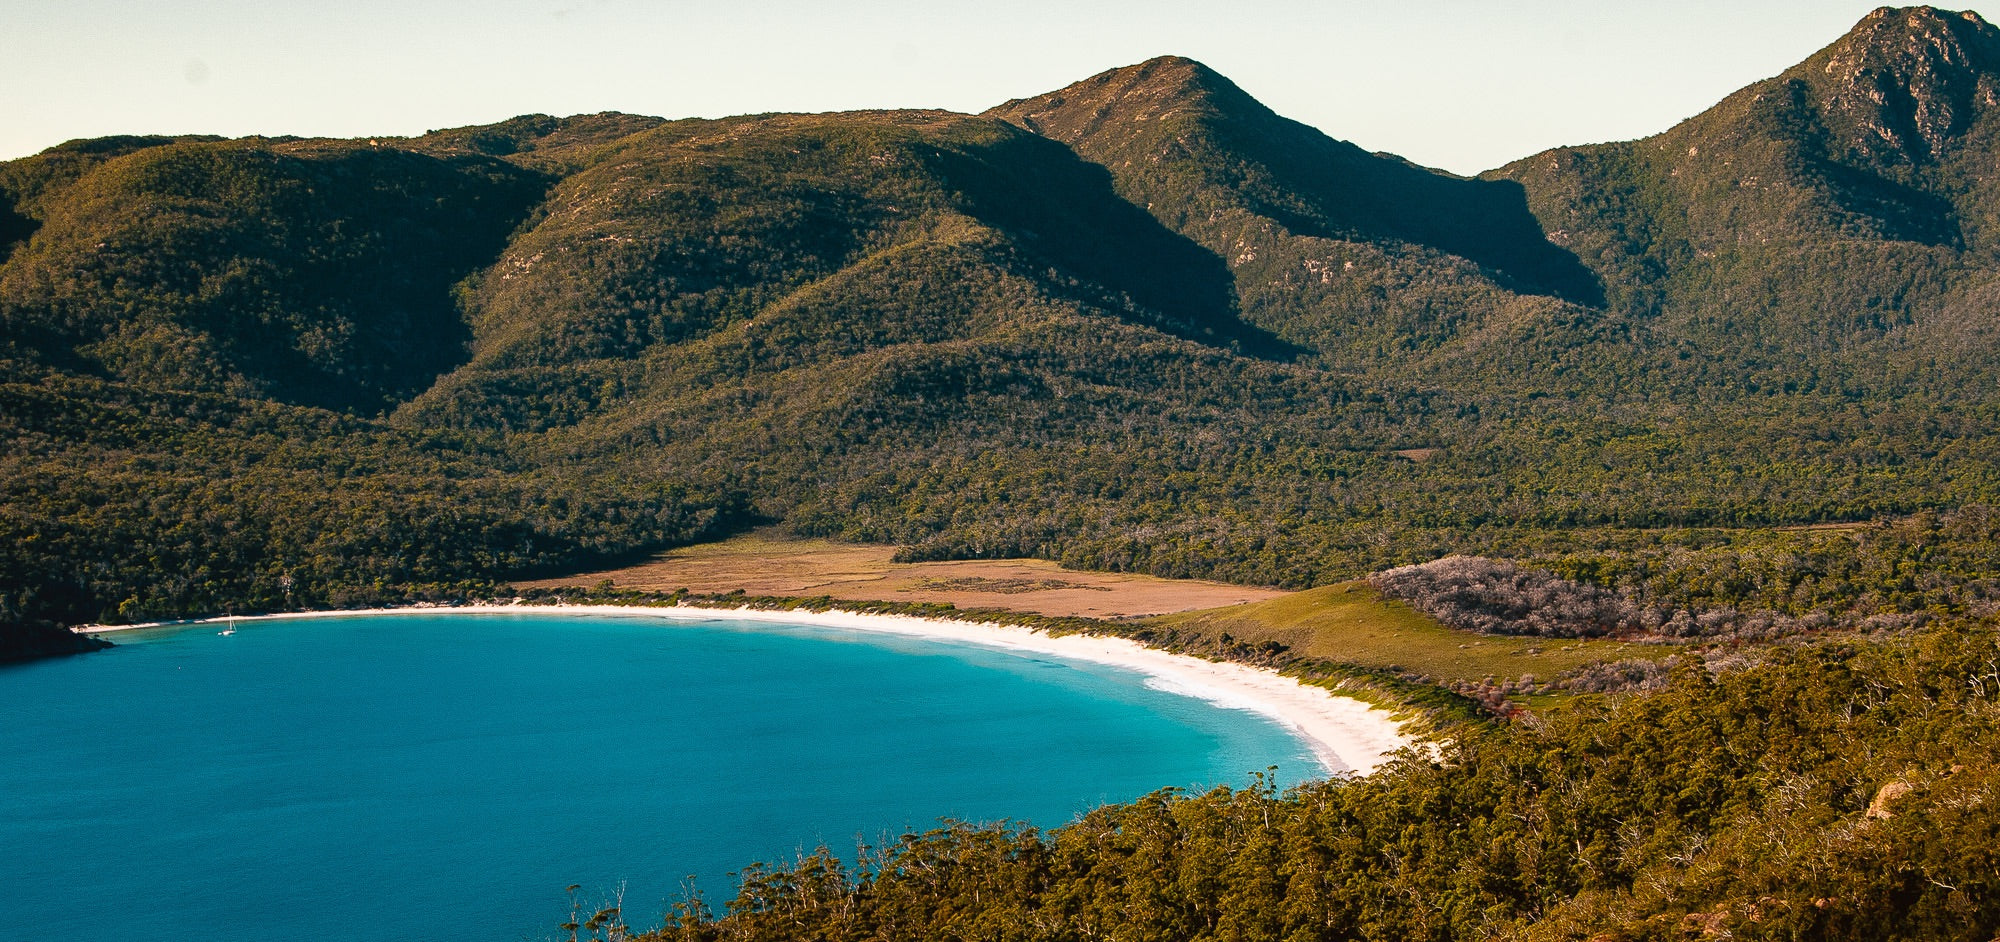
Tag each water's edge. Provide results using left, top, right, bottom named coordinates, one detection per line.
left=10, top=611, right=1333, bottom=941
left=80, top=602, right=1411, bottom=774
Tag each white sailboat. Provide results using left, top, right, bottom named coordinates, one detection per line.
left=218, top=616, right=237, bottom=636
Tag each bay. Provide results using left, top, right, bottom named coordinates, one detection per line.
left=0, top=613, right=1318, bottom=941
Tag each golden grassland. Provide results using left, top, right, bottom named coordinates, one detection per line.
left=527, top=531, right=1676, bottom=690
left=517, top=529, right=1286, bottom=618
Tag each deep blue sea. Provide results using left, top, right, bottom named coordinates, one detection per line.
left=1, top=612, right=1318, bottom=941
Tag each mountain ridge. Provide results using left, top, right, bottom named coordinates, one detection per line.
left=985, top=55, right=1612, bottom=382
left=986, top=55, right=1603, bottom=303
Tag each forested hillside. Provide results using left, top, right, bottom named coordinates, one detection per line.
left=1492, top=5, right=2000, bottom=396
left=5, top=5, right=2000, bottom=675
left=626, top=622, right=2000, bottom=942
left=985, top=54, right=1607, bottom=372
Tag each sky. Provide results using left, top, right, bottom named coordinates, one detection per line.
left=6, top=0, right=1996, bottom=175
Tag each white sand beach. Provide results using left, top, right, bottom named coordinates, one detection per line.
left=79, top=603, right=1414, bottom=776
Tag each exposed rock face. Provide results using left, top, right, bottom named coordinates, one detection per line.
left=1804, top=6, right=2000, bottom=164
left=1866, top=779, right=1916, bottom=818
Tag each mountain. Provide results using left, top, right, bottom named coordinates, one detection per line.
left=6, top=7, right=2000, bottom=661
left=0, top=137, right=547, bottom=412
left=1491, top=5, right=2000, bottom=391
left=0, top=110, right=1372, bottom=654
left=986, top=56, right=1607, bottom=374
left=396, top=109, right=1280, bottom=433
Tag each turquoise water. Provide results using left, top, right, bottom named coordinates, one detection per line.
left=1, top=612, right=1319, bottom=941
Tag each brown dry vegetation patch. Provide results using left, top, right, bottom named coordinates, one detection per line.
left=516, top=530, right=1286, bottom=618
left=1153, top=582, right=1666, bottom=687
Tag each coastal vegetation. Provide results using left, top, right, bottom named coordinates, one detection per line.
left=1149, top=581, right=1656, bottom=691
left=627, top=617, right=2000, bottom=942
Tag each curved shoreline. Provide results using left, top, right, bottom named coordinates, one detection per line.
left=79, top=603, right=1414, bottom=776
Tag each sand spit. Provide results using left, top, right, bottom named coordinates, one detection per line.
left=79, top=603, right=1414, bottom=776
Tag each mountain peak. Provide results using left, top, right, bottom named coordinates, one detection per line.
left=1109, top=55, right=1226, bottom=88
left=1830, top=6, right=1999, bottom=74
left=1036, top=55, right=1228, bottom=94
left=1792, top=5, right=2000, bottom=161
left=1858, top=5, right=1991, bottom=33
left=986, top=56, right=1268, bottom=145
left=990, top=56, right=1605, bottom=310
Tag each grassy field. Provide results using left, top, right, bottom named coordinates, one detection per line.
left=517, top=530, right=1287, bottom=618
left=530, top=532, right=1673, bottom=692
left=1149, top=582, right=1673, bottom=687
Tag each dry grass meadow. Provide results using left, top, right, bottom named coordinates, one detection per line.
left=517, top=530, right=1287, bottom=618
left=523, top=531, right=1675, bottom=688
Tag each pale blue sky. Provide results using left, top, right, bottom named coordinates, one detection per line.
left=6, top=1, right=1992, bottom=174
